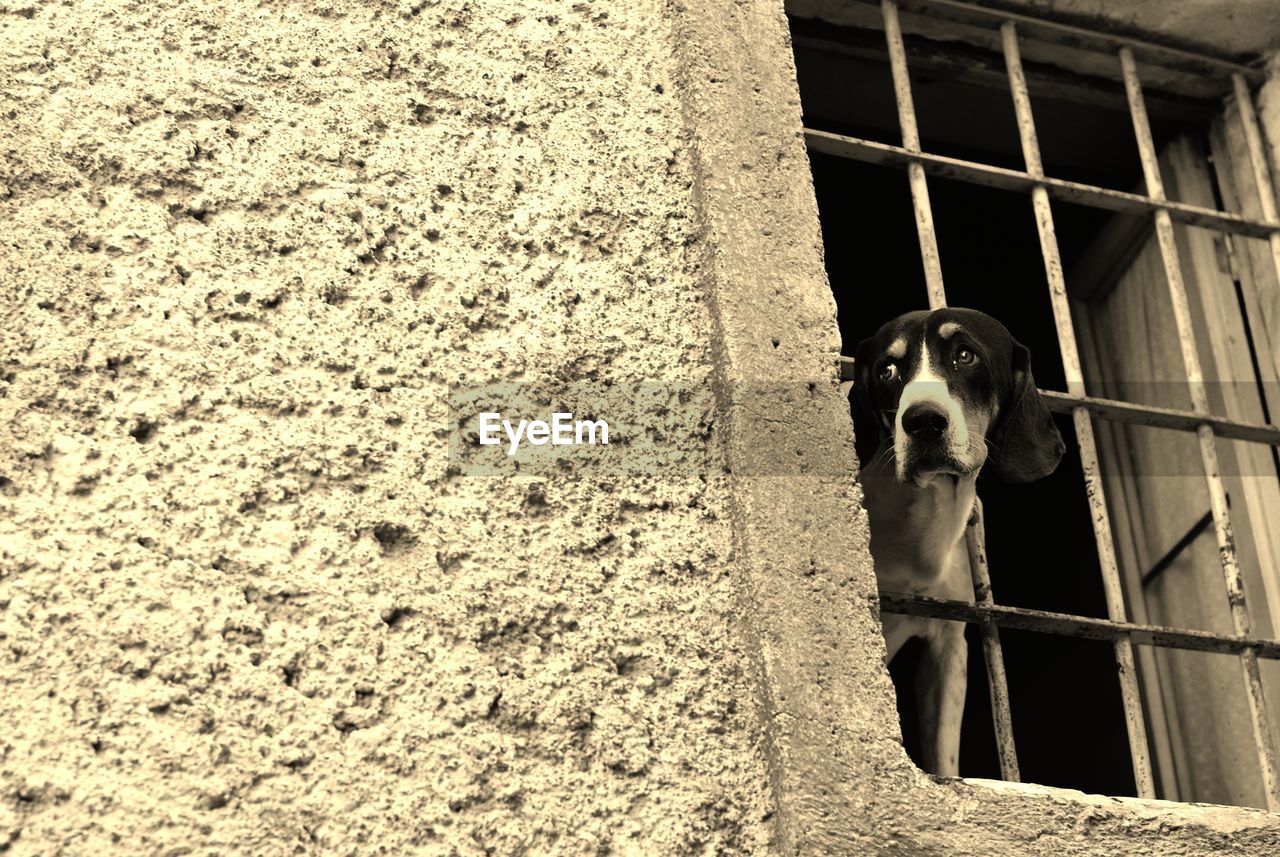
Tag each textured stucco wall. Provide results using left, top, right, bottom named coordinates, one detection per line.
left=7, top=0, right=1280, bottom=854
left=0, top=0, right=774, bottom=852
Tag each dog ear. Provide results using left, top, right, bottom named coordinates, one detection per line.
left=850, top=336, right=884, bottom=468
left=985, top=341, right=1066, bottom=483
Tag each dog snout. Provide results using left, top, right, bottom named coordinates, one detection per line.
left=902, top=402, right=949, bottom=439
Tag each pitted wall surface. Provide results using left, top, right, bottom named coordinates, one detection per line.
left=0, top=1, right=774, bottom=852
left=8, top=0, right=1280, bottom=854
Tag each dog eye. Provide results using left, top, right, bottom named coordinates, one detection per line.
left=954, top=349, right=977, bottom=368
left=878, top=362, right=899, bottom=382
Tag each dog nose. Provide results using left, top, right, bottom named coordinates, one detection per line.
left=902, top=402, right=949, bottom=439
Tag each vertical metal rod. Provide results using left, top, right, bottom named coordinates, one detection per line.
left=883, top=0, right=1020, bottom=780
left=965, top=499, right=1020, bottom=781
left=882, top=0, right=946, bottom=309
left=1121, top=47, right=1280, bottom=811
left=1229, top=84, right=1280, bottom=781
left=1231, top=74, right=1280, bottom=225
left=1231, top=73, right=1280, bottom=334
left=1003, top=23, right=1157, bottom=798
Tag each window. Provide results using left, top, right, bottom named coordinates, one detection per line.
left=792, top=0, right=1280, bottom=808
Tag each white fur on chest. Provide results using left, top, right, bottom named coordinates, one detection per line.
left=860, top=441, right=977, bottom=659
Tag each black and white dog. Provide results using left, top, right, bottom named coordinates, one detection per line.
left=851, top=307, right=1065, bottom=776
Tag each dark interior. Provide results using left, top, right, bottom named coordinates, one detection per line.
left=791, top=19, right=1207, bottom=795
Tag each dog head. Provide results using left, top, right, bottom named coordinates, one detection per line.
left=852, top=308, right=1065, bottom=486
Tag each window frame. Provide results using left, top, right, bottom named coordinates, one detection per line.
left=813, top=0, right=1280, bottom=807
left=670, top=0, right=1280, bottom=847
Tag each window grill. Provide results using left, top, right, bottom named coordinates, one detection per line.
left=823, top=0, right=1280, bottom=808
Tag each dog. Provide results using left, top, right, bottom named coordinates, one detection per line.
left=850, top=307, right=1065, bottom=776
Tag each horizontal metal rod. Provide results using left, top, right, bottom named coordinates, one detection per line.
left=1039, top=390, right=1280, bottom=446
left=789, top=27, right=1218, bottom=124
left=854, top=0, right=1265, bottom=84
left=804, top=129, right=1280, bottom=240
left=879, top=592, right=1280, bottom=659
left=838, top=357, right=1280, bottom=446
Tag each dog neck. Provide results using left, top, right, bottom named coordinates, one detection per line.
left=859, top=439, right=977, bottom=592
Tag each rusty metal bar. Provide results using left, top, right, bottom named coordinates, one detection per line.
left=1232, top=74, right=1280, bottom=223
left=883, top=0, right=1023, bottom=784
left=862, top=0, right=1265, bottom=84
left=791, top=23, right=1218, bottom=124
left=883, top=0, right=946, bottom=308
left=966, top=499, right=1020, bottom=780
left=1121, top=46, right=1280, bottom=811
left=1003, top=23, right=1156, bottom=798
left=1231, top=73, right=1280, bottom=326
left=841, top=356, right=1280, bottom=445
left=1038, top=390, right=1280, bottom=446
left=804, top=130, right=1280, bottom=241
left=879, top=593, right=1280, bottom=660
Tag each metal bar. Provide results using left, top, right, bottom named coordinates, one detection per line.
left=1231, top=73, right=1280, bottom=338
left=863, top=0, right=1265, bottom=84
left=1079, top=323, right=1186, bottom=800
left=883, top=0, right=946, bottom=308
left=789, top=24, right=1220, bottom=124
left=804, top=129, right=1280, bottom=241
left=1039, top=390, right=1280, bottom=446
left=885, top=0, right=1022, bottom=785
left=1071, top=415, right=1152, bottom=801
left=1231, top=75, right=1280, bottom=223
left=1228, top=84, right=1280, bottom=789
left=966, top=499, right=1020, bottom=780
left=1121, top=46, right=1280, bottom=811
left=879, top=593, right=1280, bottom=660
left=838, top=359, right=1280, bottom=445
left=1004, top=23, right=1156, bottom=798
left=839, top=355, right=856, bottom=382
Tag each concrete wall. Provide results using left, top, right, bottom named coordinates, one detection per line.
left=0, top=1, right=773, bottom=852
left=5, top=0, right=1280, bottom=854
